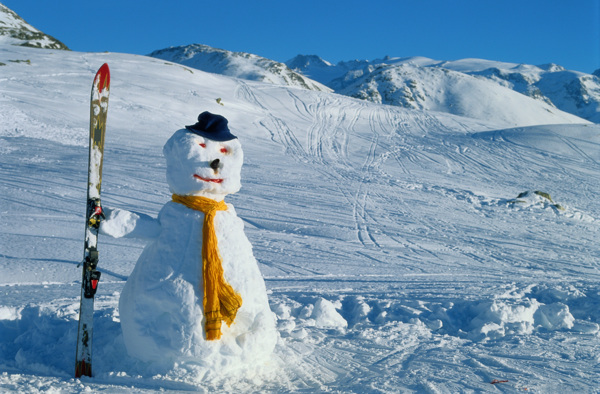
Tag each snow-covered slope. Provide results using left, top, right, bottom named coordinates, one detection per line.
left=288, top=55, right=600, bottom=123
left=0, top=3, right=68, bottom=50
left=148, top=46, right=591, bottom=127
left=146, top=44, right=599, bottom=125
left=2, top=41, right=600, bottom=392
left=149, top=44, right=331, bottom=92
left=468, top=63, right=600, bottom=123
left=330, top=62, right=587, bottom=127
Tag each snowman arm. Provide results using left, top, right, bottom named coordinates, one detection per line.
left=99, top=207, right=161, bottom=239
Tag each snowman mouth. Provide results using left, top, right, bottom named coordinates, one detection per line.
left=194, top=174, right=224, bottom=184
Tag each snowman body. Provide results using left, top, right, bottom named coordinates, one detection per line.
left=118, top=123, right=277, bottom=370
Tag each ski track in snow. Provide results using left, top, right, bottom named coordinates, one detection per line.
left=1, top=46, right=600, bottom=392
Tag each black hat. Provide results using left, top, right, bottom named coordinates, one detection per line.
left=185, top=112, right=237, bottom=141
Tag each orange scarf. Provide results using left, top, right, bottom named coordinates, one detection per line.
left=172, top=194, right=243, bottom=340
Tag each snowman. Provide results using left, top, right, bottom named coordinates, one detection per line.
left=101, top=112, right=277, bottom=371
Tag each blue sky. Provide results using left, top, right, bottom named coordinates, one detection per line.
left=3, top=0, right=599, bottom=73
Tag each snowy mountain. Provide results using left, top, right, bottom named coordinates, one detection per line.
left=329, top=62, right=586, bottom=127
left=285, top=54, right=360, bottom=88
left=149, top=44, right=331, bottom=92
left=147, top=45, right=595, bottom=125
left=0, top=3, right=68, bottom=50
left=288, top=55, right=600, bottom=123
left=146, top=44, right=600, bottom=124
left=469, top=63, right=600, bottom=123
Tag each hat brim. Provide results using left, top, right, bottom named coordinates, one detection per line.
left=185, top=125, right=238, bottom=141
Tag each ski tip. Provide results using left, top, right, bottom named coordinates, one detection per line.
left=95, top=63, right=110, bottom=93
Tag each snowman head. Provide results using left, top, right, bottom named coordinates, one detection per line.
left=163, top=112, right=243, bottom=200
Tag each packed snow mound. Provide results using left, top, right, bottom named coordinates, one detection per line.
left=310, top=298, right=348, bottom=329
left=444, top=298, right=574, bottom=341
left=149, top=44, right=331, bottom=92
left=0, top=3, right=68, bottom=50
left=100, top=208, right=160, bottom=239
left=113, top=124, right=277, bottom=372
left=3, top=284, right=598, bottom=392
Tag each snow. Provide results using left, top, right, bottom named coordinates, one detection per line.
left=1, top=43, right=600, bottom=392
left=332, top=63, right=587, bottom=127
left=286, top=53, right=600, bottom=124
left=150, top=44, right=331, bottom=92
left=113, top=127, right=277, bottom=371
left=0, top=4, right=41, bottom=33
left=0, top=4, right=66, bottom=50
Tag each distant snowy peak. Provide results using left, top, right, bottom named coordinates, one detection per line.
left=149, top=44, right=331, bottom=92
left=330, top=63, right=585, bottom=127
left=287, top=55, right=442, bottom=84
left=0, top=3, right=68, bottom=50
left=469, top=64, right=600, bottom=123
left=287, top=55, right=600, bottom=123
left=286, top=54, right=358, bottom=88
left=286, top=54, right=333, bottom=70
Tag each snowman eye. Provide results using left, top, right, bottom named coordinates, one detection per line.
left=199, top=143, right=206, bottom=148
left=220, top=147, right=228, bottom=154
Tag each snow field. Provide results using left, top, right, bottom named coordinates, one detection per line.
left=2, top=281, right=598, bottom=392
left=1, top=45, right=600, bottom=392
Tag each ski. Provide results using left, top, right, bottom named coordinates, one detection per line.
left=75, top=63, right=110, bottom=378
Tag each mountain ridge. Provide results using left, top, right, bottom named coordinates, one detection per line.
left=149, top=44, right=331, bottom=92
left=145, top=44, right=594, bottom=125
left=287, top=54, right=600, bottom=123
left=0, top=3, right=68, bottom=50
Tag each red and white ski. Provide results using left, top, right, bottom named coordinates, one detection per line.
left=75, top=63, right=110, bottom=378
